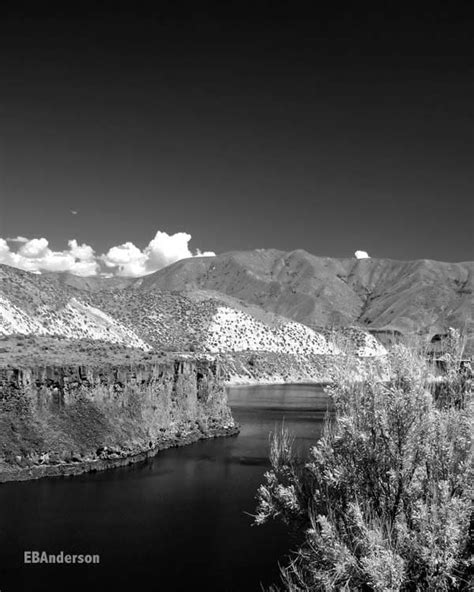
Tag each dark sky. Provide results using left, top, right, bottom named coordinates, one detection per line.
left=0, top=4, right=472, bottom=262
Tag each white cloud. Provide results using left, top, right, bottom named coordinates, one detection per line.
left=102, top=242, right=148, bottom=276
left=102, top=231, right=216, bottom=277
left=18, top=238, right=49, bottom=259
left=145, top=231, right=194, bottom=270
left=68, top=239, right=96, bottom=262
left=0, top=230, right=215, bottom=277
left=0, top=239, right=11, bottom=258
left=355, top=250, right=370, bottom=259
left=0, top=237, right=99, bottom=276
left=196, top=249, right=217, bottom=257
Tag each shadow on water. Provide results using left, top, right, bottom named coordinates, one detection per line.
left=0, top=383, right=330, bottom=592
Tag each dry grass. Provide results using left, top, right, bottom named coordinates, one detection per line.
left=0, top=335, right=169, bottom=368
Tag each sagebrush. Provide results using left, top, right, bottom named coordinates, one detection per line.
left=255, top=333, right=473, bottom=591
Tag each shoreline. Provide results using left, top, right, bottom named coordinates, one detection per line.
left=0, top=425, right=240, bottom=484
left=0, top=377, right=327, bottom=483
left=225, top=375, right=328, bottom=387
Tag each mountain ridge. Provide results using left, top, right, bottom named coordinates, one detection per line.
left=1, top=248, right=472, bottom=356
left=126, top=250, right=474, bottom=336
left=0, top=260, right=386, bottom=360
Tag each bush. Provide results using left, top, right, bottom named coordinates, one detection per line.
left=255, top=336, right=473, bottom=591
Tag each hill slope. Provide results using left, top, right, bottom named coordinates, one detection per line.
left=128, top=250, right=474, bottom=336
left=0, top=265, right=149, bottom=349
left=0, top=263, right=385, bottom=359
left=89, top=288, right=384, bottom=356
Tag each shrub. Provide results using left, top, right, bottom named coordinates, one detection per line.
left=255, top=336, right=473, bottom=591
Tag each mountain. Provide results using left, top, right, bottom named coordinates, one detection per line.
left=42, top=271, right=135, bottom=292
left=2, top=247, right=472, bottom=363
left=88, top=288, right=384, bottom=357
left=0, top=262, right=385, bottom=361
left=126, top=249, right=474, bottom=337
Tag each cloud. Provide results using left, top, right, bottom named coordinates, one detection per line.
left=18, top=238, right=50, bottom=259
left=0, top=230, right=215, bottom=277
left=102, top=230, right=216, bottom=277
left=102, top=242, right=147, bottom=276
left=196, top=249, right=217, bottom=257
left=0, top=237, right=99, bottom=276
left=355, top=250, right=370, bottom=259
left=68, top=239, right=95, bottom=262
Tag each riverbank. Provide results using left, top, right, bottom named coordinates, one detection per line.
left=0, top=424, right=239, bottom=483
left=0, top=358, right=237, bottom=483
left=225, top=375, right=325, bottom=386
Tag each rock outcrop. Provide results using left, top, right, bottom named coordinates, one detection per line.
left=0, top=357, right=237, bottom=482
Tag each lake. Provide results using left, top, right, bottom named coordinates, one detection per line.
left=0, top=383, right=331, bottom=592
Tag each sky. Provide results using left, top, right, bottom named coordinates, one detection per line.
left=0, top=4, right=472, bottom=275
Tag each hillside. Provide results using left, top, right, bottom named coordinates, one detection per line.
left=127, top=249, right=474, bottom=337
left=43, top=271, right=135, bottom=292
left=88, top=287, right=385, bottom=357
left=3, top=247, right=472, bottom=363
left=0, top=263, right=385, bottom=361
left=0, top=265, right=149, bottom=350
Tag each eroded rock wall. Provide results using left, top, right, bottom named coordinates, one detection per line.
left=0, top=358, right=236, bottom=481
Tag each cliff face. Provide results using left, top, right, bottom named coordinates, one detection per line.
left=0, top=358, right=237, bottom=481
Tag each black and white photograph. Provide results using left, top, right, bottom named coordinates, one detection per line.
left=0, top=3, right=472, bottom=591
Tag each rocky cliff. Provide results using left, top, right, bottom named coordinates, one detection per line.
left=0, top=357, right=237, bottom=482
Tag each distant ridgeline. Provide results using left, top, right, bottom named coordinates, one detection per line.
left=1, top=251, right=472, bottom=375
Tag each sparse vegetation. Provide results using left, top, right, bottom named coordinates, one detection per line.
left=0, top=335, right=167, bottom=367
left=1, top=263, right=388, bottom=362
left=113, top=250, right=474, bottom=340
left=255, top=334, right=473, bottom=591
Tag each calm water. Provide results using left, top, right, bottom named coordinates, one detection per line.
left=0, top=384, right=331, bottom=592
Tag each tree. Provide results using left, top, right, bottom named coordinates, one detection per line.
left=255, top=338, right=473, bottom=591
